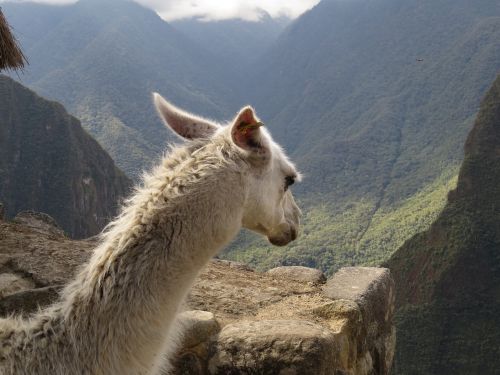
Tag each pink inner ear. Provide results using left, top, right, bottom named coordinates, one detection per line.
left=231, top=105, right=264, bottom=150
left=239, top=107, right=257, bottom=125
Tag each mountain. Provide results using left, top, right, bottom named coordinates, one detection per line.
left=1, top=0, right=238, bottom=177
left=222, top=0, right=500, bottom=274
left=3, top=0, right=500, bottom=274
left=0, top=75, right=131, bottom=238
left=172, top=13, right=288, bottom=78
left=386, top=74, right=500, bottom=374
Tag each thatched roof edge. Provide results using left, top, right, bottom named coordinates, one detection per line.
left=0, top=7, right=27, bottom=71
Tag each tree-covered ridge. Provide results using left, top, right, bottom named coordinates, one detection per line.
left=2, top=0, right=241, bottom=177
left=224, top=0, right=500, bottom=273
left=0, top=75, right=131, bottom=238
left=226, top=169, right=457, bottom=274
left=3, top=0, right=500, bottom=273
left=386, top=74, right=500, bottom=374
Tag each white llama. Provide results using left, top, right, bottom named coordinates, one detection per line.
left=0, top=93, right=301, bottom=375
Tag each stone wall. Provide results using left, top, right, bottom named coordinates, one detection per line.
left=0, top=213, right=396, bottom=375
left=173, top=266, right=395, bottom=375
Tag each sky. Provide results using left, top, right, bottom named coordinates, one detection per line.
left=1, top=0, right=321, bottom=21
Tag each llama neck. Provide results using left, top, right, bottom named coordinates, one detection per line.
left=57, top=161, right=245, bottom=374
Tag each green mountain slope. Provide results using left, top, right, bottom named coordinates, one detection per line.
left=386, top=74, right=500, bottom=374
left=2, top=0, right=237, bottom=177
left=172, top=14, right=287, bottom=80
left=0, top=75, right=131, bottom=238
left=223, top=0, right=500, bottom=274
left=3, top=0, right=500, bottom=274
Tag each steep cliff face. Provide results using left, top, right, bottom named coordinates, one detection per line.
left=0, top=75, right=131, bottom=238
left=387, top=75, right=500, bottom=374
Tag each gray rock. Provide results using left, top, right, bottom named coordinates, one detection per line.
left=208, top=320, right=339, bottom=375
left=323, top=267, right=390, bottom=300
left=173, top=351, right=204, bottom=375
left=0, top=273, right=35, bottom=298
left=323, top=267, right=395, bottom=374
left=0, top=219, right=91, bottom=287
left=267, top=266, right=326, bottom=284
left=211, top=259, right=254, bottom=272
left=179, top=310, right=220, bottom=348
left=323, top=267, right=395, bottom=326
left=13, top=211, right=65, bottom=237
left=0, top=286, right=61, bottom=316
left=0, top=203, right=4, bottom=221
left=312, top=299, right=362, bottom=325
left=170, top=311, right=221, bottom=375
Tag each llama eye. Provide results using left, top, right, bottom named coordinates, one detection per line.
left=284, top=176, right=295, bottom=191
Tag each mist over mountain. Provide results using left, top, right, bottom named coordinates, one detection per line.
left=224, top=0, right=500, bottom=273
left=0, top=75, right=131, bottom=238
left=387, top=74, right=500, bottom=375
left=172, top=13, right=288, bottom=76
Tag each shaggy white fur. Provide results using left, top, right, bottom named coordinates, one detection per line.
left=0, top=94, right=301, bottom=375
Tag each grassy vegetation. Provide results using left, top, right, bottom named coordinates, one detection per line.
left=223, top=169, right=458, bottom=275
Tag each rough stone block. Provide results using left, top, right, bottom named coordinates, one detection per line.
left=323, top=267, right=395, bottom=374
left=179, top=310, right=220, bottom=349
left=267, top=266, right=327, bottom=284
left=211, top=259, right=254, bottom=272
left=323, top=267, right=395, bottom=325
left=13, top=211, right=65, bottom=237
left=208, top=320, right=340, bottom=375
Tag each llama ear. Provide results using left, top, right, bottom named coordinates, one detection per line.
left=153, top=93, right=219, bottom=140
left=231, top=106, right=265, bottom=152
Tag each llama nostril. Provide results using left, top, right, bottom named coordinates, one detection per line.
left=290, top=227, right=297, bottom=241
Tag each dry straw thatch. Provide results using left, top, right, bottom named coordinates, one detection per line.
left=0, top=7, right=27, bottom=71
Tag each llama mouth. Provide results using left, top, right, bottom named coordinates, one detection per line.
left=268, top=236, right=291, bottom=246
left=267, top=225, right=298, bottom=246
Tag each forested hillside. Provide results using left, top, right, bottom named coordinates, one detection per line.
left=387, top=74, right=500, bottom=375
left=0, top=75, right=131, bottom=238
left=172, top=13, right=288, bottom=78
left=224, top=0, right=500, bottom=273
left=3, top=0, right=500, bottom=273
left=2, top=0, right=240, bottom=177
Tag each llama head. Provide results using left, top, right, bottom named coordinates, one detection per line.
left=153, top=93, right=301, bottom=246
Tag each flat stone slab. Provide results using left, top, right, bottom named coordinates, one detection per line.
left=267, top=266, right=326, bottom=284
left=323, top=267, right=395, bottom=325
left=323, top=267, right=392, bottom=302
left=208, top=320, right=339, bottom=375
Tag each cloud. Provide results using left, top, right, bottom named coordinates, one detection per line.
left=134, top=0, right=320, bottom=22
left=0, top=0, right=77, bottom=4
left=0, top=0, right=320, bottom=21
